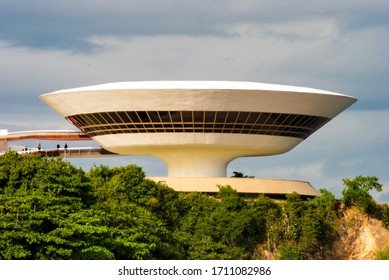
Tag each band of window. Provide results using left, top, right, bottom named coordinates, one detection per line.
left=66, top=111, right=329, bottom=139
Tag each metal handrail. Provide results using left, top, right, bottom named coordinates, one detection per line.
left=0, top=130, right=91, bottom=142
left=1, top=147, right=117, bottom=157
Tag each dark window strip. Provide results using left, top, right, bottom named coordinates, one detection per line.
left=66, top=111, right=329, bottom=139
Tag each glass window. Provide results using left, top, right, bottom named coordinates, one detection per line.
left=204, top=111, right=215, bottom=123
left=305, top=116, right=321, bottom=129
left=291, top=115, right=304, bottom=126
left=91, top=113, right=105, bottom=124
left=242, top=124, right=253, bottom=130
left=273, top=114, right=288, bottom=125
left=69, top=110, right=326, bottom=140
left=226, top=111, right=238, bottom=123
left=281, top=114, right=297, bottom=126
left=148, top=111, right=161, bottom=122
left=236, top=112, right=250, bottom=123
left=172, top=123, right=182, bottom=129
left=297, top=116, right=312, bottom=127
left=265, top=113, right=279, bottom=125
left=85, top=114, right=101, bottom=126
left=291, top=115, right=307, bottom=127
left=181, top=111, right=192, bottom=122
left=170, top=111, right=181, bottom=122
left=204, top=123, right=214, bottom=129
left=215, top=112, right=226, bottom=123
left=256, top=113, right=270, bottom=124
left=125, top=124, right=136, bottom=129
left=128, top=112, right=140, bottom=123
left=68, top=115, right=86, bottom=127
left=117, top=112, right=131, bottom=123
left=101, top=112, right=116, bottom=124
left=142, top=124, right=153, bottom=129
left=159, top=111, right=171, bottom=122
left=137, top=111, right=149, bottom=122
left=194, top=111, right=204, bottom=122
left=246, top=112, right=259, bottom=124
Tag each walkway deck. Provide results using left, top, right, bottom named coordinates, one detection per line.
left=0, top=130, right=117, bottom=157
left=20, top=147, right=117, bottom=157
left=0, top=130, right=91, bottom=142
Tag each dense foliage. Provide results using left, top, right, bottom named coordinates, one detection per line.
left=375, top=246, right=389, bottom=260
left=0, top=152, right=387, bottom=259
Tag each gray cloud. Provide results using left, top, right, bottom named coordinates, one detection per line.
left=1, top=0, right=388, bottom=51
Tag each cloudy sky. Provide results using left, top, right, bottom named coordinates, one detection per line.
left=1, top=0, right=388, bottom=202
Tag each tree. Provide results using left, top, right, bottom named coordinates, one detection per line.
left=0, top=154, right=187, bottom=260
left=2, top=152, right=387, bottom=260
left=248, top=195, right=284, bottom=253
left=342, top=175, right=382, bottom=193
left=278, top=192, right=340, bottom=259
left=308, top=189, right=340, bottom=257
left=88, top=164, right=183, bottom=229
left=375, top=246, right=389, bottom=260
left=341, top=175, right=383, bottom=214
left=0, top=153, right=96, bottom=259
left=231, top=171, right=254, bottom=178
left=278, top=244, right=304, bottom=260
left=87, top=164, right=184, bottom=259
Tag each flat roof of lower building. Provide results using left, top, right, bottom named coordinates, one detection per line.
left=149, top=177, right=320, bottom=197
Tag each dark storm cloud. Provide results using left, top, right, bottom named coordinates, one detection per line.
left=0, top=1, right=226, bottom=51
left=1, top=0, right=388, bottom=51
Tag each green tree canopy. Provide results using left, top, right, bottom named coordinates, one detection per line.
left=1, top=153, right=388, bottom=260
left=341, top=175, right=384, bottom=217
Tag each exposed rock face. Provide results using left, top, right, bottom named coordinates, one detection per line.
left=332, top=207, right=389, bottom=260
left=260, top=206, right=389, bottom=260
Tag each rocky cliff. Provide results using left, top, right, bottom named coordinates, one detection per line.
left=331, top=206, right=389, bottom=260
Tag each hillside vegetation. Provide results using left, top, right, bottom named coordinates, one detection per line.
left=0, top=152, right=388, bottom=260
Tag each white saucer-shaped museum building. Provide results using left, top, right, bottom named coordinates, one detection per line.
left=40, top=81, right=356, bottom=198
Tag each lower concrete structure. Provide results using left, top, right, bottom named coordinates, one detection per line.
left=149, top=177, right=319, bottom=199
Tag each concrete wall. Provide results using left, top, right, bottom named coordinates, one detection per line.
left=0, top=130, right=8, bottom=153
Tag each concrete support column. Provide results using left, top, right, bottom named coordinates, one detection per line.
left=158, top=149, right=235, bottom=177
left=0, top=129, right=9, bottom=153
